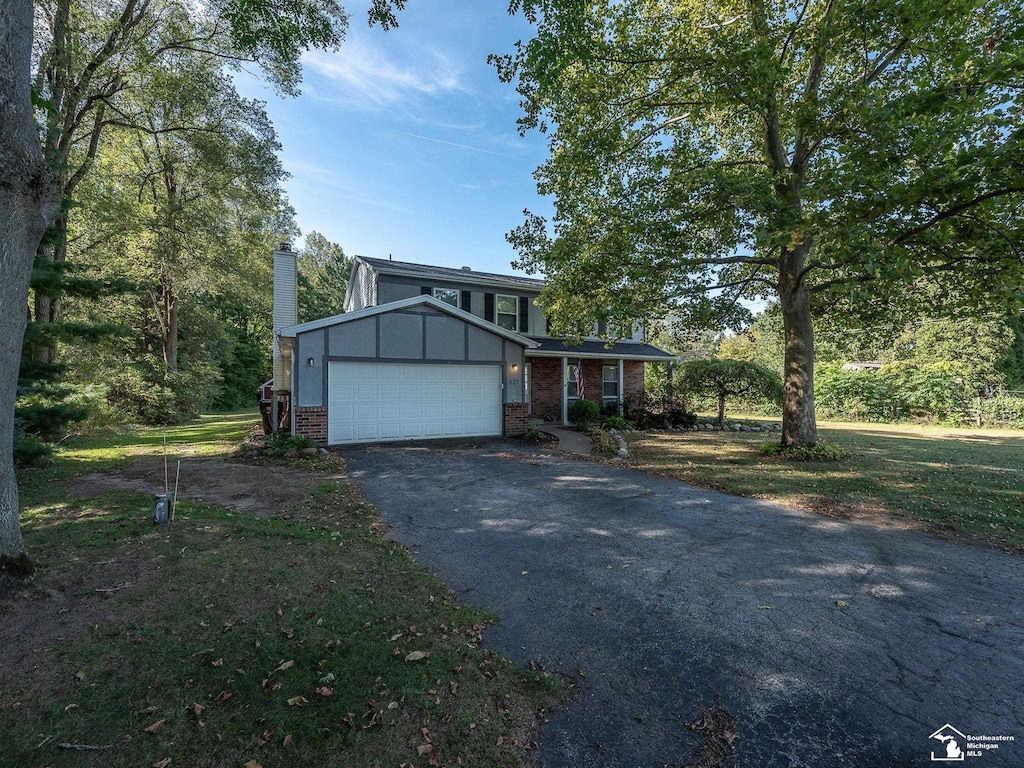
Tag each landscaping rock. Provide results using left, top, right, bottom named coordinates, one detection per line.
left=318, top=447, right=329, bottom=455
left=299, top=447, right=319, bottom=458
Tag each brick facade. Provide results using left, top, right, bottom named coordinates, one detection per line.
left=294, top=406, right=328, bottom=445
left=503, top=402, right=529, bottom=437
left=528, top=357, right=563, bottom=422
left=527, top=357, right=647, bottom=423
left=624, top=360, right=645, bottom=402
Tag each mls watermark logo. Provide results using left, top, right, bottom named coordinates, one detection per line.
left=929, top=723, right=1016, bottom=761
left=930, top=724, right=966, bottom=761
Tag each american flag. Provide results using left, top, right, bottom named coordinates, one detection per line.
left=572, top=363, right=585, bottom=399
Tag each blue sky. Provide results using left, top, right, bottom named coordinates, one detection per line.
left=236, top=0, right=550, bottom=277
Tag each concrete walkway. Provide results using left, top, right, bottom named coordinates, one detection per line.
left=541, top=425, right=592, bottom=456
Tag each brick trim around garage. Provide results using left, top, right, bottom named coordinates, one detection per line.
left=504, top=402, right=529, bottom=437
left=294, top=406, right=328, bottom=445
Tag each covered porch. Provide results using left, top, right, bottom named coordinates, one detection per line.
left=524, top=339, right=676, bottom=425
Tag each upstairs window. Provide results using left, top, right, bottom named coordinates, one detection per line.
left=496, top=294, right=518, bottom=331
left=433, top=288, right=459, bottom=307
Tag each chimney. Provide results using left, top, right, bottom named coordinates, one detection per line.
left=272, top=244, right=297, bottom=393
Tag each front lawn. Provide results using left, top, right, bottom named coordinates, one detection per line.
left=626, top=420, right=1024, bottom=550
left=3, top=413, right=563, bottom=767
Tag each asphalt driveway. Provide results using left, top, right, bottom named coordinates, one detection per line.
left=344, top=444, right=1024, bottom=767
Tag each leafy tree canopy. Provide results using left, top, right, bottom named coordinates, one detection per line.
left=498, top=0, right=1024, bottom=445
left=298, top=232, right=350, bottom=322
left=678, top=358, right=783, bottom=423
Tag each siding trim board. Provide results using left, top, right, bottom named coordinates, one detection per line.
left=326, top=355, right=504, bottom=365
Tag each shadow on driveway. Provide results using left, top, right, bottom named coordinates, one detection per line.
left=344, top=445, right=1024, bottom=768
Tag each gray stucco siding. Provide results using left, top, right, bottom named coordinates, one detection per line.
left=379, top=314, right=423, bottom=359
left=292, top=305, right=527, bottom=410
left=425, top=315, right=465, bottom=359
left=377, top=274, right=542, bottom=331
left=295, top=328, right=326, bottom=407
left=329, top=317, right=376, bottom=357
left=467, top=325, right=503, bottom=361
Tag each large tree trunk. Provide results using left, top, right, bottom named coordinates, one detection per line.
left=1, top=0, right=62, bottom=565
left=717, top=393, right=726, bottom=425
left=779, top=244, right=818, bottom=447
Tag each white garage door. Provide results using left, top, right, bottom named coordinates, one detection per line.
left=328, top=361, right=502, bottom=444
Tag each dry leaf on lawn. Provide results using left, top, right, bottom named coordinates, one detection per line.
left=243, top=761, right=263, bottom=768
left=287, top=696, right=309, bottom=706
left=153, top=759, right=172, bottom=768
left=404, top=651, right=429, bottom=662
left=274, top=660, right=294, bottom=672
left=143, top=719, right=166, bottom=734
left=417, top=744, right=433, bottom=755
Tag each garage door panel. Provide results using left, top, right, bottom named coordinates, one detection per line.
left=379, top=383, right=402, bottom=401
left=328, top=362, right=501, bottom=444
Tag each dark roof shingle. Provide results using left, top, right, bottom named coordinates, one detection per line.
left=528, top=337, right=675, bottom=359
left=359, top=256, right=545, bottom=289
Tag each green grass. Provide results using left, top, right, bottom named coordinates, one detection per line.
left=5, top=414, right=564, bottom=767
left=626, top=419, right=1024, bottom=550
left=17, top=412, right=257, bottom=507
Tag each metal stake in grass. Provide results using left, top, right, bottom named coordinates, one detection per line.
left=172, top=460, right=181, bottom=521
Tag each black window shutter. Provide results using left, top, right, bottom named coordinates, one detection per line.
left=420, top=286, right=431, bottom=295
left=597, top=320, right=607, bottom=336
left=519, top=297, right=529, bottom=333
left=545, top=316, right=551, bottom=335
left=461, top=290, right=471, bottom=312
left=484, top=293, right=495, bottom=322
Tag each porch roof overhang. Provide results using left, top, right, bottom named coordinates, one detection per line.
left=525, top=337, right=677, bottom=361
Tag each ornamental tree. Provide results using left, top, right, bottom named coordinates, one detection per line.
left=497, top=0, right=1024, bottom=448
left=678, top=359, right=783, bottom=424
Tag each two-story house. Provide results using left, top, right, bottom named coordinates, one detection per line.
left=271, top=247, right=674, bottom=445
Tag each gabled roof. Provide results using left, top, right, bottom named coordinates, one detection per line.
left=527, top=337, right=676, bottom=361
left=279, top=295, right=539, bottom=348
left=357, top=256, right=545, bottom=291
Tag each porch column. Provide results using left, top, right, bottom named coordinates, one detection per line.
left=618, top=358, right=625, bottom=415
left=561, top=356, right=568, bottom=425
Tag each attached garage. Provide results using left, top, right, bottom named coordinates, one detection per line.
left=280, top=295, right=534, bottom=446
left=327, top=361, right=502, bottom=444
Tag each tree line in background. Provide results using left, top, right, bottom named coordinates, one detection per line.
left=14, top=0, right=353, bottom=465
left=502, top=0, right=1023, bottom=447
left=647, top=308, right=1024, bottom=427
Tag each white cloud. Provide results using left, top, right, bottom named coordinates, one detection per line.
left=302, top=37, right=467, bottom=109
